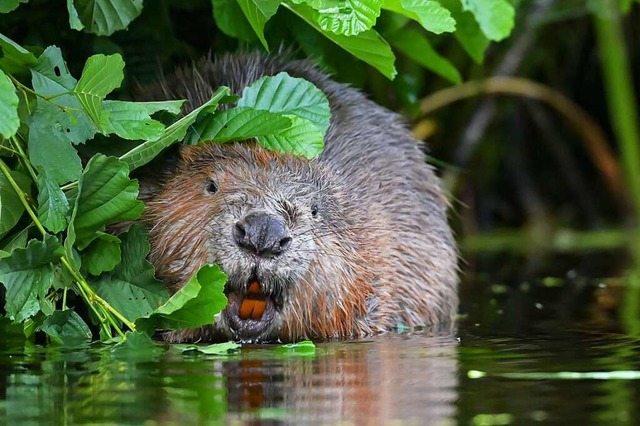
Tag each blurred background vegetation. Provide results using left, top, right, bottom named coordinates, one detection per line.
left=2, top=0, right=639, bottom=281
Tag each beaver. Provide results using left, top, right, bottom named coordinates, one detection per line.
left=138, top=53, right=458, bottom=343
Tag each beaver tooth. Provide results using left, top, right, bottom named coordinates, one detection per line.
left=248, top=281, right=260, bottom=294
left=239, top=298, right=267, bottom=320
left=250, top=299, right=266, bottom=320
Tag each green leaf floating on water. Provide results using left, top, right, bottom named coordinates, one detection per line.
left=73, top=54, right=125, bottom=130
left=276, top=339, right=317, bottom=356
left=91, top=224, right=168, bottom=322
left=173, top=341, right=241, bottom=355
left=119, top=86, right=231, bottom=170
left=0, top=235, right=64, bottom=323
left=136, top=264, right=228, bottom=332
left=70, top=154, right=143, bottom=249
left=0, top=69, right=19, bottom=138
left=238, top=72, right=331, bottom=136
left=41, top=309, right=92, bottom=345
left=70, top=0, right=144, bottom=36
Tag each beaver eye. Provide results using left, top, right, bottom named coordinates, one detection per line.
left=206, top=180, right=218, bottom=195
left=311, top=204, right=319, bottom=218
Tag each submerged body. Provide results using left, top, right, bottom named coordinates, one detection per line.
left=140, top=54, right=458, bottom=343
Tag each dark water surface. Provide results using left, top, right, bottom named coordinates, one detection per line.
left=2, top=270, right=640, bottom=425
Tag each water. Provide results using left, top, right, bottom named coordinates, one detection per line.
left=2, top=266, right=640, bottom=425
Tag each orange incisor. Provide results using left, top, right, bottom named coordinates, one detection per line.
left=239, top=281, right=266, bottom=320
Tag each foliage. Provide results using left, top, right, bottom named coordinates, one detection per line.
left=0, top=0, right=517, bottom=345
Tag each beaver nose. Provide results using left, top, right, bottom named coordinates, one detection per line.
left=233, top=212, right=292, bottom=257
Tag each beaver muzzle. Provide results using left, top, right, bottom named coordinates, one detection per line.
left=224, top=279, right=278, bottom=339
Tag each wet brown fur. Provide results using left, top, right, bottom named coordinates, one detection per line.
left=138, top=53, right=458, bottom=342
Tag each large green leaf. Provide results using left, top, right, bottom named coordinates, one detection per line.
left=0, top=235, right=64, bottom=323
left=71, top=154, right=143, bottom=248
left=460, top=0, right=514, bottom=41
left=29, top=46, right=97, bottom=143
left=136, top=264, right=227, bottom=332
left=439, top=0, right=490, bottom=63
left=185, top=107, right=292, bottom=145
left=0, top=69, right=19, bottom=139
left=382, top=0, right=455, bottom=34
left=296, top=0, right=382, bottom=36
left=388, top=27, right=461, bottom=84
left=71, top=0, right=144, bottom=36
left=257, top=114, right=324, bottom=159
left=36, top=170, right=70, bottom=234
left=74, top=54, right=125, bottom=130
left=100, top=100, right=185, bottom=141
left=0, top=170, right=30, bottom=240
left=92, top=225, right=168, bottom=322
left=212, top=0, right=258, bottom=41
left=238, top=72, right=331, bottom=135
left=41, top=310, right=92, bottom=345
left=287, top=2, right=396, bottom=79
left=119, top=86, right=231, bottom=170
left=0, top=34, right=37, bottom=75
left=237, top=0, right=280, bottom=49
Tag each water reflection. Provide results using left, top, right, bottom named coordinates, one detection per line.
left=0, top=333, right=459, bottom=425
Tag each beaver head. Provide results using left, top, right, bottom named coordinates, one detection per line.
left=144, top=141, right=374, bottom=343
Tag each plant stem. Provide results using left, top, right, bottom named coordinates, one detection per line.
left=10, top=136, right=38, bottom=183
left=0, top=158, right=135, bottom=337
left=593, top=0, right=640, bottom=222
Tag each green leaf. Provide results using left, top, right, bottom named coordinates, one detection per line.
left=36, top=170, right=70, bottom=234
left=185, top=107, right=292, bottom=145
left=0, top=34, right=38, bottom=75
left=0, top=0, right=27, bottom=14
left=0, top=235, right=64, bottom=322
left=388, top=27, right=461, bottom=83
left=100, top=100, right=185, bottom=141
left=74, top=54, right=125, bottom=130
left=212, top=0, right=258, bottom=41
left=0, top=69, right=19, bottom=138
left=41, top=310, right=92, bottom=345
left=435, top=0, right=489, bottom=63
left=67, top=0, right=84, bottom=30
left=91, top=225, right=168, bottom=322
left=308, top=0, right=382, bottom=36
left=0, top=170, right=30, bottom=239
left=276, top=339, right=317, bottom=356
left=28, top=100, right=84, bottom=184
left=136, top=264, right=227, bottom=332
left=258, top=114, right=325, bottom=159
left=382, top=0, right=455, bottom=34
left=287, top=2, right=396, bottom=79
left=238, top=72, right=331, bottom=135
left=173, top=341, right=240, bottom=355
left=30, top=46, right=97, bottom=144
left=119, top=86, right=231, bottom=170
left=83, top=232, right=121, bottom=275
left=72, top=0, right=144, bottom=36
left=460, top=0, right=514, bottom=41
left=237, top=0, right=280, bottom=50
left=71, top=154, right=143, bottom=248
